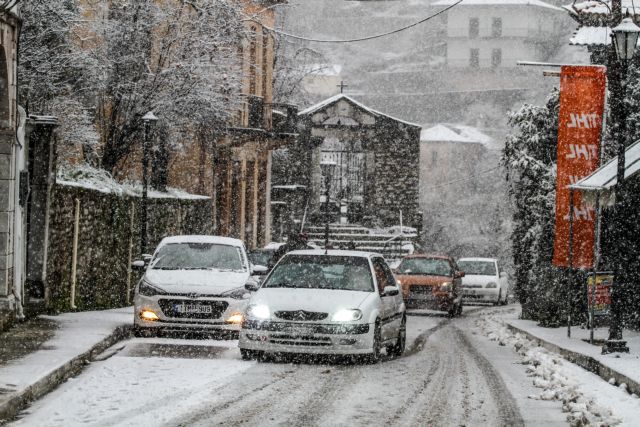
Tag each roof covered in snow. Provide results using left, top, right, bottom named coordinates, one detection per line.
left=433, top=0, right=562, bottom=11
left=298, top=94, right=421, bottom=128
left=570, top=140, right=640, bottom=191
left=564, top=0, right=640, bottom=18
left=569, top=25, right=640, bottom=46
left=420, top=124, right=492, bottom=145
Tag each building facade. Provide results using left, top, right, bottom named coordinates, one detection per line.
left=278, top=94, right=422, bottom=231
left=433, top=0, right=564, bottom=69
left=0, top=6, right=21, bottom=327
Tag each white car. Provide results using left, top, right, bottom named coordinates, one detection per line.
left=239, top=250, right=406, bottom=363
left=457, top=257, right=509, bottom=305
left=133, top=235, right=266, bottom=336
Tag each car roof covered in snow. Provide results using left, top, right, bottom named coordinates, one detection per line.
left=158, top=235, right=245, bottom=248
left=285, top=249, right=382, bottom=258
left=458, top=257, right=498, bottom=263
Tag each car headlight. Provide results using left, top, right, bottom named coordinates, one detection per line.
left=221, top=286, right=249, bottom=299
left=440, top=282, right=452, bottom=292
left=485, top=282, right=498, bottom=288
left=331, top=309, right=363, bottom=322
left=138, top=279, right=166, bottom=296
left=246, top=304, right=270, bottom=320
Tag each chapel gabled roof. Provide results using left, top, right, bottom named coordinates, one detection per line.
left=298, top=94, right=421, bottom=128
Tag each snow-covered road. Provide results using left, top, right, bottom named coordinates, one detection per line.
left=11, top=307, right=617, bottom=426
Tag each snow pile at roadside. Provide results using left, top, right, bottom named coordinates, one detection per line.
left=476, top=311, right=621, bottom=426
left=57, top=162, right=209, bottom=199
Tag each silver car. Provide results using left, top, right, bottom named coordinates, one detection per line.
left=133, top=235, right=265, bottom=336
left=239, top=250, right=406, bottom=363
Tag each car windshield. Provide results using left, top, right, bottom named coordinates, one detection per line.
left=151, top=242, right=245, bottom=271
left=397, top=258, right=452, bottom=276
left=262, top=255, right=374, bottom=292
left=248, top=251, right=273, bottom=267
left=458, top=261, right=496, bottom=276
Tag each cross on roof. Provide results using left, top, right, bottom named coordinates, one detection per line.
left=337, top=80, right=348, bottom=94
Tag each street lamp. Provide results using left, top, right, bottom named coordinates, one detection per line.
left=320, top=159, right=337, bottom=250
left=603, top=16, right=640, bottom=354
left=140, top=111, right=158, bottom=255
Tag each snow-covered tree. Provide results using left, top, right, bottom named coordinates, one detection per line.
left=502, top=90, right=579, bottom=324
left=92, top=0, right=244, bottom=173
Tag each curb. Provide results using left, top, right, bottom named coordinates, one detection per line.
left=0, top=324, right=131, bottom=423
left=505, top=322, right=640, bottom=396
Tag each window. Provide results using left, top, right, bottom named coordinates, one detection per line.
left=469, top=17, right=479, bottom=38
left=431, top=150, right=438, bottom=166
left=492, top=48, right=502, bottom=67
left=372, top=258, right=395, bottom=293
left=470, top=48, right=479, bottom=68
left=492, top=18, right=502, bottom=37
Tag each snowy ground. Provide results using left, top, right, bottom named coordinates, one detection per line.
left=476, top=306, right=640, bottom=426
left=8, top=305, right=640, bottom=426
left=0, top=308, right=132, bottom=392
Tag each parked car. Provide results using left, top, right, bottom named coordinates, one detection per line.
left=239, top=250, right=406, bottom=363
left=393, top=254, right=464, bottom=316
left=132, top=235, right=266, bottom=337
left=457, top=257, right=509, bottom=305
left=247, top=248, right=278, bottom=273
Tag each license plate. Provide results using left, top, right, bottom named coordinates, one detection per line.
left=282, top=325, right=312, bottom=335
left=175, top=304, right=212, bottom=314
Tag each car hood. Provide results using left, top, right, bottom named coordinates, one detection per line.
left=461, top=274, right=497, bottom=286
left=144, top=269, right=248, bottom=294
left=250, top=288, right=373, bottom=314
left=395, top=274, right=451, bottom=286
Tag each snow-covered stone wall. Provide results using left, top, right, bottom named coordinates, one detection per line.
left=42, top=184, right=213, bottom=311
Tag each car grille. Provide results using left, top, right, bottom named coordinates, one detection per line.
left=158, top=299, right=229, bottom=319
left=275, top=310, right=328, bottom=321
left=463, top=284, right=483, bottom=288
left=243, top=320, right=369, bottom=335
left=409, top=285, right=433, bottom=294
left=269, top=335, right=332, bottom=346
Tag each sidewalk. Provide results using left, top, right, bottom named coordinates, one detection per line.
left=0, top=307, right=132, bottom=423
left=501, top=309, right=640, bottom=396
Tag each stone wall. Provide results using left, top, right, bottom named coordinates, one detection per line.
left=44, top=184, right=213, bottom=311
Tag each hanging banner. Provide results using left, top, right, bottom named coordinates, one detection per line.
left=553, top=65, right=606, bottom=268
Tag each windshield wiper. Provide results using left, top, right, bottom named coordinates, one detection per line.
left=266, top=282, right=297, bottom=288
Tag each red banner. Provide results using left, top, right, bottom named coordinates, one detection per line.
left=553, top=66, right=606, bottom=268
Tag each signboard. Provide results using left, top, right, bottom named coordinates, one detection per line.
left=553, top=66, right=607, bottom=268
left=587, top=272, right=613, bottom=316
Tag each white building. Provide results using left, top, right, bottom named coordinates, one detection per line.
left=433, top=0, right=564, bottom=68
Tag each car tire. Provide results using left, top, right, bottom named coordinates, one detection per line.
left=240, top=349, right=255, bottom=361
left=366, top=321, right=382, bottom=364
left=387, top=316, right=406, bottom=357
left=494, top=290, right=502, bottom=306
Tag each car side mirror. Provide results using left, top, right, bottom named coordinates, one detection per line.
left=454, top=271, right=465, bottom=278
left=252, top=265, right=269, bottom=275
left=132, top=260, right=146, bottom=271
left=142, top=254, right=153, bottom=262
left=245, top=281, right=260, bottom=292
left=383, top=286, right=400, bottom=296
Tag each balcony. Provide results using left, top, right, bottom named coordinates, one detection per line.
left=231, top=95, right=298, bottom=136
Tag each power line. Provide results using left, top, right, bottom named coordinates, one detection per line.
left=424, top=166, right=502, bottom=190
left=244, top=0, right=464, bottom=44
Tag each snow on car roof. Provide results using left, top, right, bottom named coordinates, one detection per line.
left=458, top=257, right=498, bottom=262
left=158, top=235, right=245, bottom=247
left=286, top=249, right=382, bottom=258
